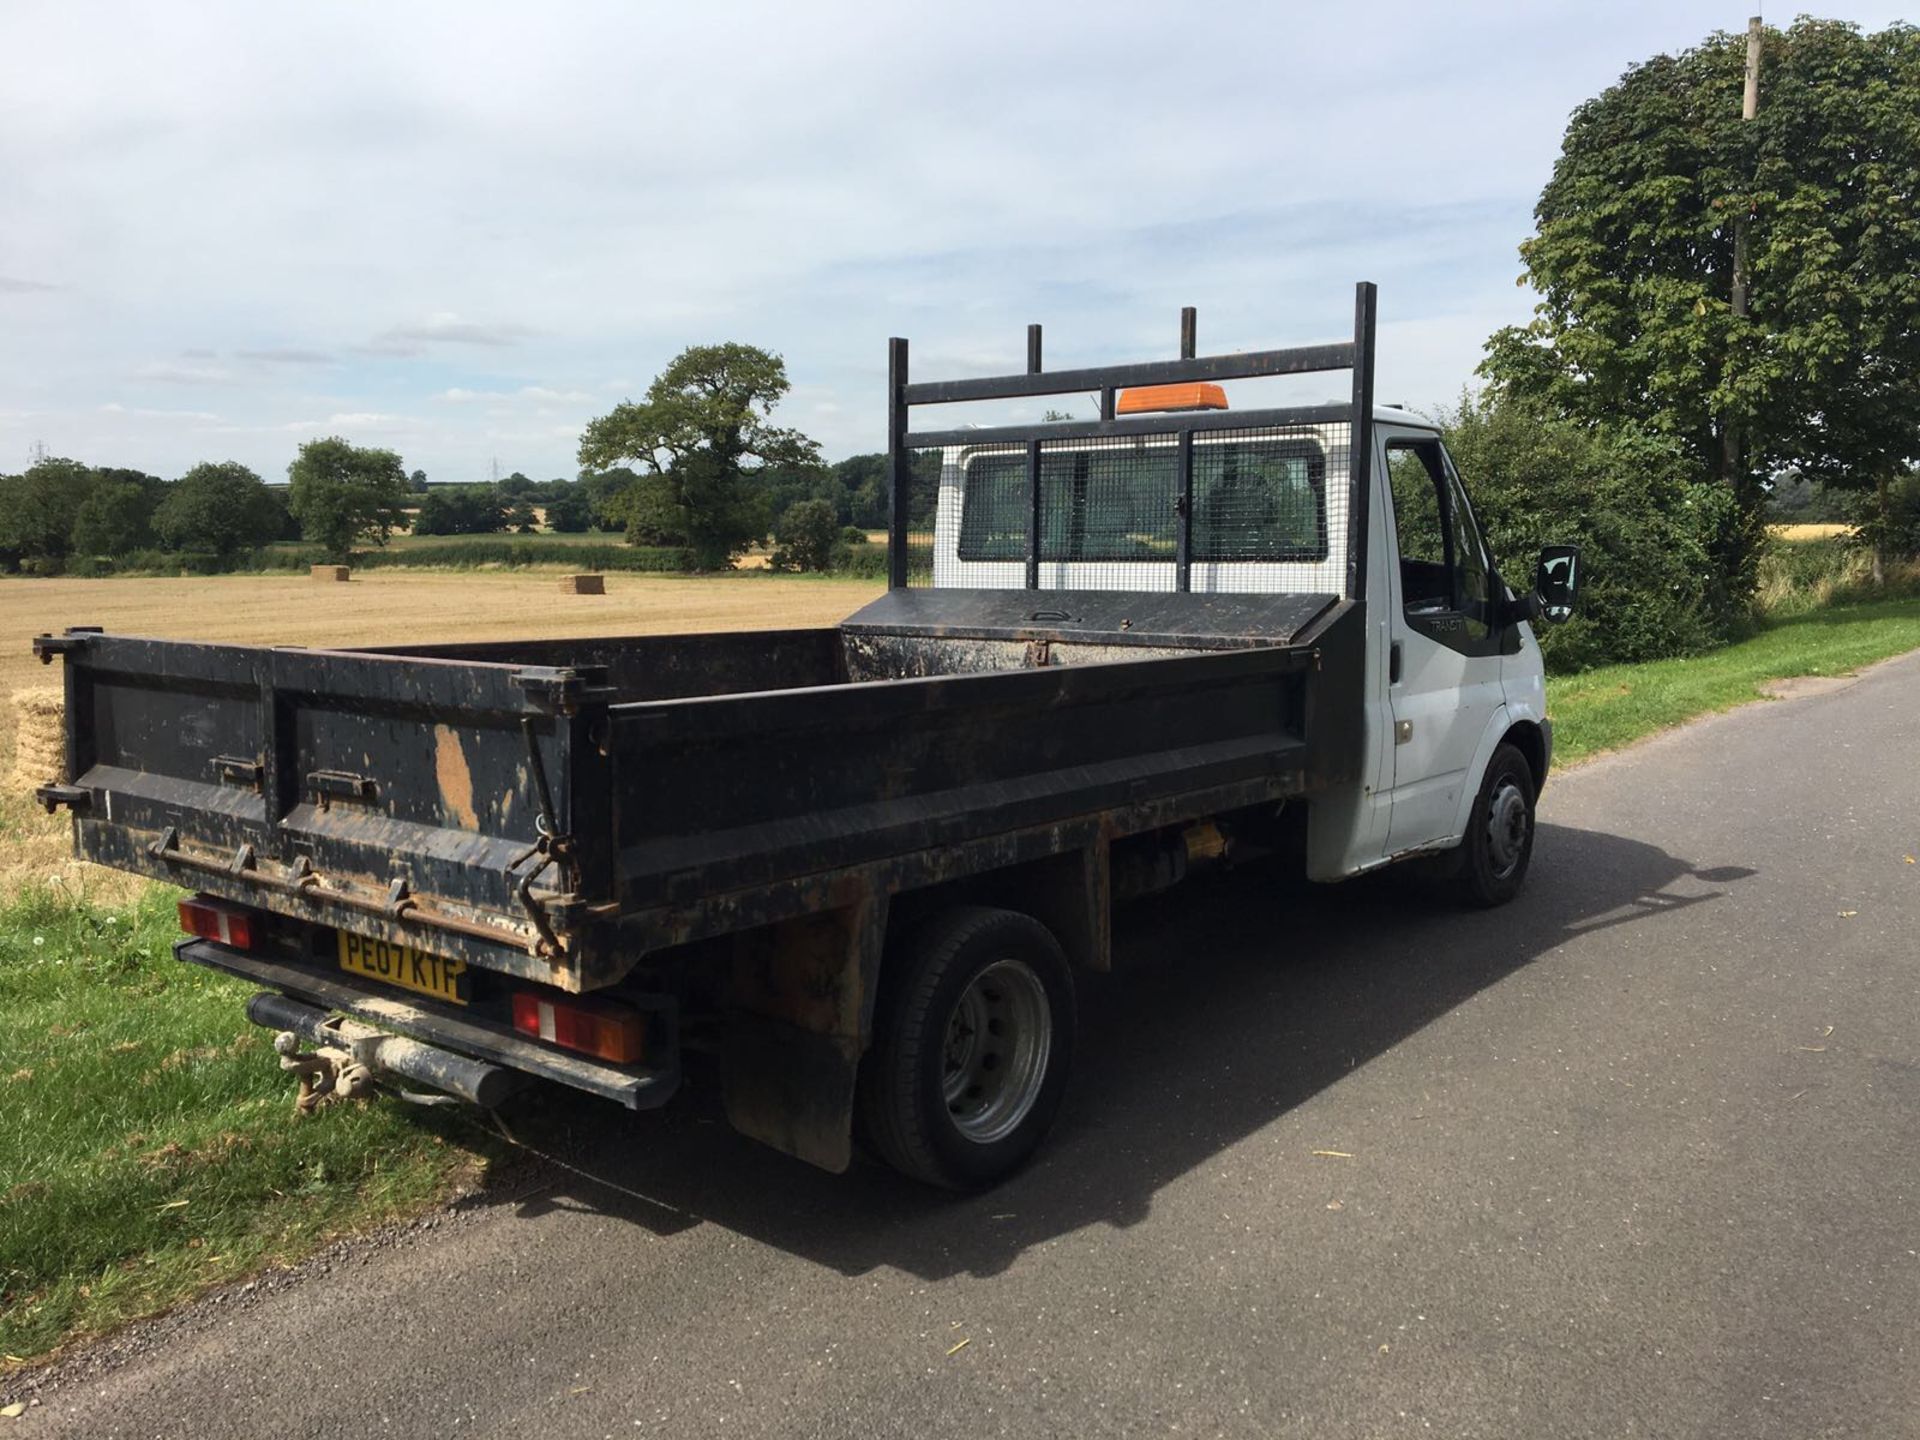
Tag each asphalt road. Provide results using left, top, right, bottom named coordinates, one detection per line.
left=16, top=653, right=1920, bottom=1439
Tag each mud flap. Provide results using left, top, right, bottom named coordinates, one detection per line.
left=721, top=1012, right=861, bottom=1172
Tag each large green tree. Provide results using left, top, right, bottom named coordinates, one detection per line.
left=1483, top=18, right=1920, bottom=576
left=71, top=472, right=162, bottom=557
left=578, top=343, right=819, bottom=569
left=0, top=457, right=98, bottom=567
left=154, top=461, right=283, bottom=558
left=287, top=437, right=411, bottom=560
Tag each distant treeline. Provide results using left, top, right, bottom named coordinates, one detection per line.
left=0, top=442, right=933, bottom=577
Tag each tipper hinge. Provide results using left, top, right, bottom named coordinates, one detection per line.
left=509, top=664, right=614, bottom=716
left=32, top=626, right=102, bottom=664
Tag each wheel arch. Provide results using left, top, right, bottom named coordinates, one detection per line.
left=1500, top=717, right=1550, bottom=797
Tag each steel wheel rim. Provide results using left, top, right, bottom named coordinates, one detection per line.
left=1485, top=778, right=1530, bottom=880
left=941, top=958, right=1052, bottom=1145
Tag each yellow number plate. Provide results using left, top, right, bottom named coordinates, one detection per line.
left=337, top=930, right=467, bottom=1006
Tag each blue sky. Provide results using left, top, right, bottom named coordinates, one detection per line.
left=1, top=1, right=1909, bottom=480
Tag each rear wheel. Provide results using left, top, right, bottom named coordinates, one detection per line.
left=858, top=906, right=1075, bottom=1189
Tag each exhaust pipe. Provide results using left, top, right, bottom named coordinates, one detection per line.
left=246, top=992, right=525, bottom=1108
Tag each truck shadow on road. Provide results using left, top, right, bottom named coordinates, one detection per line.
left=486, top=821, right=1756, bottom=1278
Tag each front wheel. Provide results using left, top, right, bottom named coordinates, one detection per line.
left=858, top=906, right=1076, bottom=1189
left=1448, top=742, right=1537, bottom=907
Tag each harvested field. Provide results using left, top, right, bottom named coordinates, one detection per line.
left=1769, top=522, right=1854, bottom=542
left=0, top=570, right=880, bottom=899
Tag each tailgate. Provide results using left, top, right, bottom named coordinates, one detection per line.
left=33, top=629, right=613, bottom=988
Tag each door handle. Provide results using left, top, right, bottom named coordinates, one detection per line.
left=1389, top=640, right=1402, bottom=685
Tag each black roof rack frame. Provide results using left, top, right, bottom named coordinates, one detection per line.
left=886, top=281, right=1378, bottom=599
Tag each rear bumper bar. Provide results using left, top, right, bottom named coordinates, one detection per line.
left=175, top=938, right=679, bottom=1110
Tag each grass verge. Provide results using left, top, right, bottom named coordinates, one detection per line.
left=0, top=885, right=497, bottom=1371
left=1548, top=596, right=1920, bottom=765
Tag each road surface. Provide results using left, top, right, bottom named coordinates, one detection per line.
left=14, top=653, right=1920, bottom=1438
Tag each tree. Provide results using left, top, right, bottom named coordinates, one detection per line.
left=287, top=437, right=411, bottom=560
left=770, top=498, right=838, bottom=572
left=759, top=460, right=849, bottom=531
left=578, top=467, right=642, bottom=529
left=1483, top=19, right=1920, bottom=580
left=71, top=478, right=159, bottom=556
left=152, top=462, right=282, bottom=559
left=544, top=487, right=593, bottom=532
left=0, top=457, right=98, bottom=567
left=578, top=343, right=820, bottom=569
left=408, top=468, right=431, bottom=493
left=834, top=453, right=889, bottom=529
left=505, top=501, right=539, bottom=533
left=412, top=485, right=507, bottom=536
left=601, top=472, right=689, bottom=546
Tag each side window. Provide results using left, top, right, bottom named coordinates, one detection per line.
left=1388, top=439, right=1500, bottom=646
left=1387, top=444, right=1451, bottom=612
left=1442, top=458, right=1491, bottom=640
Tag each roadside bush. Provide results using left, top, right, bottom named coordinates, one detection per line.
left=1439, top=393, right=1757, bottom=672
left=839, top=525, right=870, bottom=546
left=1759, top=533, right=1920, bottom=616
left=1849, top=469, right=1920, bottom=565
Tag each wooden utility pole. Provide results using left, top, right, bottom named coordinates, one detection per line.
left=1724, top=16, right=1763, bottom=493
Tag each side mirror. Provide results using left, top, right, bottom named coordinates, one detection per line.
left=1533, top=543, right=1582, bottom=625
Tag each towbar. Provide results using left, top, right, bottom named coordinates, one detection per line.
left=245, top=991, right=525, bottom=1108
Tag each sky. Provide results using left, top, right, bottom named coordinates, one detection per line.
left=1, top=1, right=1910, bottom=482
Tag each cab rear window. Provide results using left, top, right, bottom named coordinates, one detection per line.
left=957, top=436, right=1326, bottom=563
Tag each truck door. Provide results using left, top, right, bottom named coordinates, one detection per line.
left=1382, top=436, right=1507, bottom=853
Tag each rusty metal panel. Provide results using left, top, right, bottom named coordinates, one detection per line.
left=38, top=597, right=1362, bottom=999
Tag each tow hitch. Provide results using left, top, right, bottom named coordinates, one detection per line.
left=247, top=992, right=526, bottom=1110
left=274, top=1031, right=376, bottom=1115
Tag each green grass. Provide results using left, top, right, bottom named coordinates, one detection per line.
left=1548, top=596, right=1920, bottom=764
left=0, top=886, right=496, bottom=1369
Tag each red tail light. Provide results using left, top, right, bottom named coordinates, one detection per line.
left=511, top=991, right=645, bottom=1064
left=178, top=896, right=257, bottom=950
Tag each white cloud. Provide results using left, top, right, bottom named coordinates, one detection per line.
left=130, top=359, right=233, bottom=385
left=99, top=402, right=221, bottom=422
left=435, top=384, right=591, bottom=405
left=361, top=314, right=535, bottom=357
left=237, top=348, right=334, bottom=366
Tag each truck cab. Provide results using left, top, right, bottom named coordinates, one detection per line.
left=921, top=396, right=1562, bottom=903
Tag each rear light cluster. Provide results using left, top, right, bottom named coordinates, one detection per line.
left=511, top=992, right=645, bottom=1064
left=178, top=896, right=258, bottom=950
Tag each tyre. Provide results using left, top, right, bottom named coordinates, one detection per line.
left=858, top=906, right=1076, bottom=1189
left=1448, top=742, right=1537, bottom=907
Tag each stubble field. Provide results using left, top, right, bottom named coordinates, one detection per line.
left=0, top=570, right=882, bottom=896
